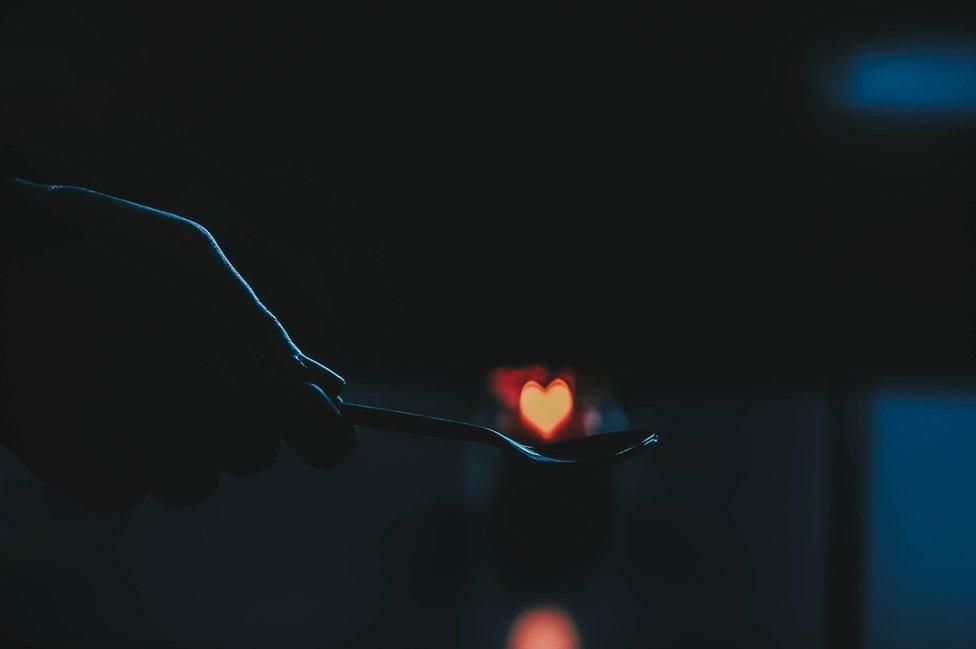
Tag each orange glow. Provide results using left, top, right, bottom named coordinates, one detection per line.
left=519, top=378, right=573, bottom=439
left=508, top=606, right=581, bottom=649
left=489, top=365, right=554, bottom=410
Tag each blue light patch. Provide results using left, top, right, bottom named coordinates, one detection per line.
left=831, top=42, right=976, bottom=115
left=866, top=390, right=976, bottom=648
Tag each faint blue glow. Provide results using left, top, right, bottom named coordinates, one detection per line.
left=866, top=390, right=976, bottom=648
left=830, top=41, right=976, bottom=116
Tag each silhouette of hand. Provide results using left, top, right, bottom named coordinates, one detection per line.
left=0, top=179, right=357, bottom=512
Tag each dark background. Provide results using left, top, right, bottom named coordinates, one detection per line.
left=1, top=2, right=975, bottom=648
left=2, top=1, right=974, bottom=374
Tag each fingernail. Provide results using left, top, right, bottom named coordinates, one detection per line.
left=297, top=355, right=346, bottom=393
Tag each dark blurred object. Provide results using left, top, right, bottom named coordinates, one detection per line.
left=490, top=459, right=614, bottom=581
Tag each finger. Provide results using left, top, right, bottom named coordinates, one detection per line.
left=216, top=427, right=282, bottom=477
left=13, top=390, right=151, bottom=514
left=295, top=353, right=346, bottom=397
left=140, top=408, right=222, bottom=506
left=25, top=440, right=150, bottom=514
left=150, top=462, right=220, bottom=507
left=47, top=462, right=150, bottom=514
left=209, top=384, right=283, bottom=477
left=280, top=382, right=357, bottom=469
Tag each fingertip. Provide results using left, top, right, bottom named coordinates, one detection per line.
left=310, top=381, right=343, bottom=418
left=315, top=388, right=358, bottom=467
left=217, top=429, right=282, bottom=477
left=297, top=355, right=346, bottom=394
left=282, top=382, right=357, bottom=469
left=34, top=454, right=151, bottom=514
left=151, top=465, right=220, bottom=507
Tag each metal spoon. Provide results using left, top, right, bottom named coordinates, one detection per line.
left=336, top=397, right=659, bottom=463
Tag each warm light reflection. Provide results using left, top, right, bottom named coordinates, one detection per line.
left=507, top=605, right=581, bottom=649
left=519, top=379, right=573, bottom=439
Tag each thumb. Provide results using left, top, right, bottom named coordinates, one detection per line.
left=279, top=381, right=358, bottom=468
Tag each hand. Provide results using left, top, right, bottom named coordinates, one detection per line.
left=0, top=179, right=357, bottom=512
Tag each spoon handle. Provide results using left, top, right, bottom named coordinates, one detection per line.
left=336, top=398, right=508, bottom=449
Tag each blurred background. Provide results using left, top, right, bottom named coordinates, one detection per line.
left=1, top=1, right=975, bottom=647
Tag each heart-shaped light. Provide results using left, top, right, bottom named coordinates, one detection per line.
left=518, top=378, right=573, bottom=439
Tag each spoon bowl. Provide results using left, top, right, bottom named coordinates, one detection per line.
left=337, top=398, right=659, bottom=463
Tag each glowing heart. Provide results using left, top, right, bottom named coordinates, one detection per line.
left=518, top=378, right=573, bottom=438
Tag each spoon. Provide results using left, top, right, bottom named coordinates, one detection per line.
left=336, top=397, right=660, bottom=463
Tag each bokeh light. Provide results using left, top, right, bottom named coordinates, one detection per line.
left=518, top=379, right=574, bottom=438
left=826, top=39, right=976, bottom=116
left=507, top=605, right=581, bottom=649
